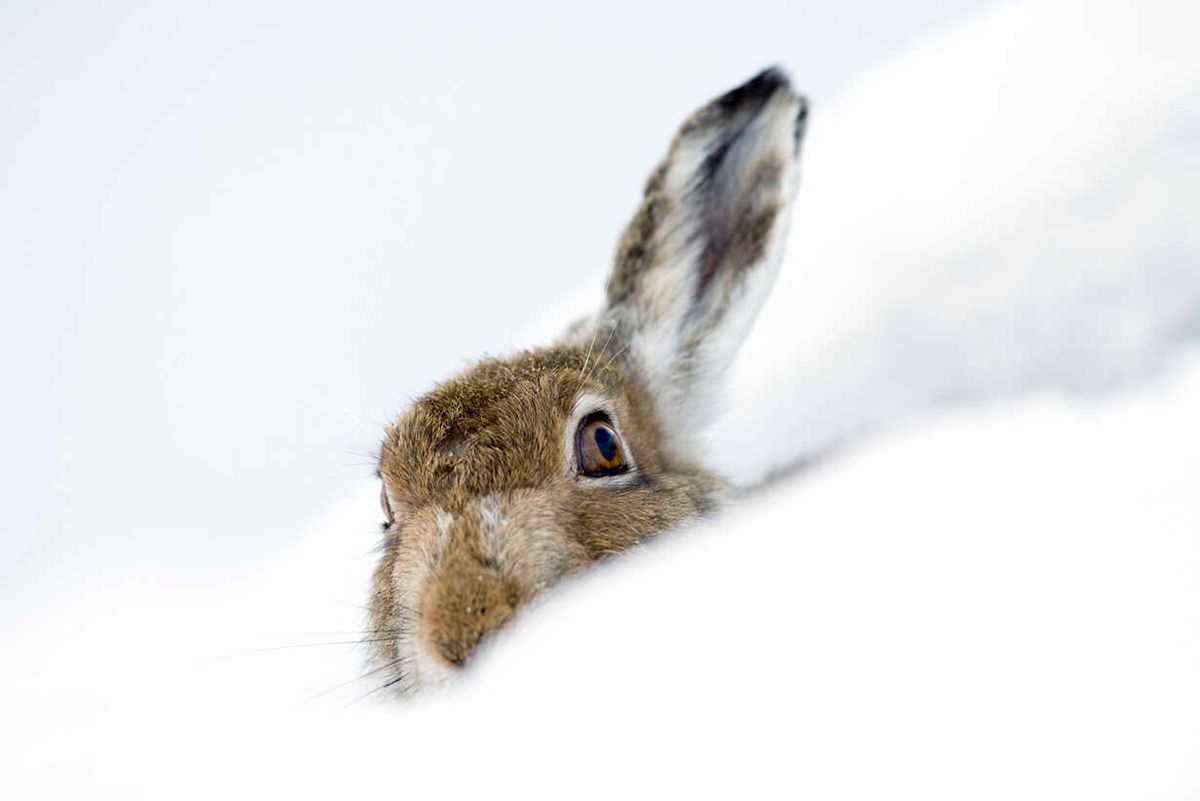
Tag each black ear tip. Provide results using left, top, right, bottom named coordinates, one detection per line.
left=751, top=65, right=790, bottom=85
left=717, top=66, right=792, bottom=111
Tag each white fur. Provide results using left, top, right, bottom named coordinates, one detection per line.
left=478, top=493, right=507, bottom=559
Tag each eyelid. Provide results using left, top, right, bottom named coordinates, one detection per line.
left=380, top=484, right=395, bottom=526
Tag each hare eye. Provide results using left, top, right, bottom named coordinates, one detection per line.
left=380, top=485, right=395, bottom=527
left=576, top=415, right=626, bottom=476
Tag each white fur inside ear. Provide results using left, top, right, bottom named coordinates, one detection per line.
left=620, top=90, right=804, bottom=466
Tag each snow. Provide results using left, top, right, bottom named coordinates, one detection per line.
left=4, top=0, right=1200, bottom=797
left=711, top=0, right=1200, bottom=483
left=5, top=349, right=1199, bottom=799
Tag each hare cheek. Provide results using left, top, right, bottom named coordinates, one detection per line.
left=485, top=494, right=591, bottom=591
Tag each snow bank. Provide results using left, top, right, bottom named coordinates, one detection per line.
left=5, top=347, right=1199, bottom=800
left=713, top=0, right=1200, bottom=483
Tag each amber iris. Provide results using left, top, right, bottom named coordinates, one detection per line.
left=576, top=416, right=626, bottom=475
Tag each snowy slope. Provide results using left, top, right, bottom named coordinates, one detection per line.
left=5, top=349, right=1199, bottom=799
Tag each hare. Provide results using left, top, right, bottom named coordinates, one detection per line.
left=370, top=68, right=808, bottom=693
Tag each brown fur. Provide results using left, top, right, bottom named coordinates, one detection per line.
left=609, top=163, right=669, bottom=308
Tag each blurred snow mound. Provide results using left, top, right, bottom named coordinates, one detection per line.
left=714, top=0, right=1200, bottom=484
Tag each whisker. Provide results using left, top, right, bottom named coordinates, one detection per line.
left=577, top=324, right=600, bottom=380
left=589, top=340, right=630, bottom=383
left=250, top=630, right=398, bottom=637
left=307, top=657, right=406, bottom=702
left=292, top=445, right=378, bottom=460
left=214, top=636, right=402, bottom=658
left=345, top=663, right=415, bottom=706
left=342, top=448, right=384, bottom=462
left=381, top=672, right=408, bottom=690
left=333, top=396, right=378, bottom=438
left=298, top=403, right=370, bottom=444
left=584, top=321, right=618, bottom=384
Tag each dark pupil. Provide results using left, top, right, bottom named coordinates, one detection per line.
left=593, top=426, right=618, bottom=462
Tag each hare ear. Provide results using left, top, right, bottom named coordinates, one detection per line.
left=603, top=68, right=807, bottom=459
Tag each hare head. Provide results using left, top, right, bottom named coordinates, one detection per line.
left=370, top=68, right=807, bottom=693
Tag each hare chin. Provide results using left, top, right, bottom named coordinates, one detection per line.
left=408, top=637, right=458, bottom=691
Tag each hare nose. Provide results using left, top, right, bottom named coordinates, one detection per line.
left=421, top=557, right=520, bottom=667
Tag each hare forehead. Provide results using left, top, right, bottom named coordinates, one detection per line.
left=380, top=347, right=633, bottom=504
